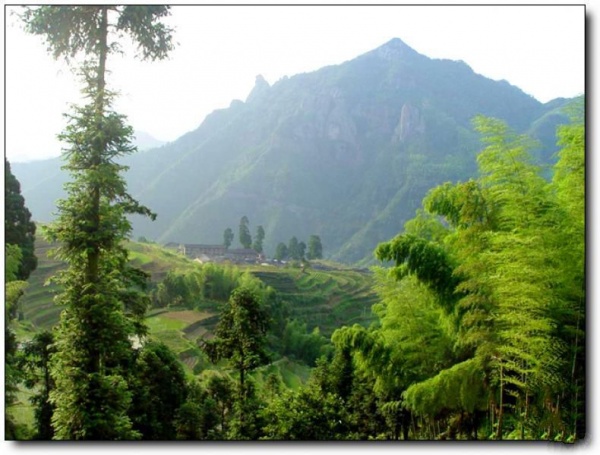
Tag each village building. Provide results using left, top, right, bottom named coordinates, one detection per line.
left=178, top=244, right=227, bottom=258
left=173, top=243, right=260, bottom=263
left=224, top=248, right=261, bottom=263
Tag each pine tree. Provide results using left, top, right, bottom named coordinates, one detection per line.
left=5, top=158, right=37, bottom=280
left=129, top=342, right=189, bottom=440
left=288, top=236, right=300, bottom=260
left=239, top=216, right=252, bottom=249
left=200, top=286, right=270, bottom=437
left=223, top=227, right=234, bottom=249
left=307, top=234, right=323, bottom=260
left=252, top=225, right=265, bottom=254
left=274, top=242, right=288, bottom=261
left=18, top=331, right=56, bottom=440
left=4, top=244, right=29, bottom=439
left=20, top=5, right=174, bottom=440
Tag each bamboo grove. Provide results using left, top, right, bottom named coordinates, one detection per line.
left=368, top=107, right=585, bottom=440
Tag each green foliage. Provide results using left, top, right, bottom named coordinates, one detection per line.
left=4, top=326, right=22, bottom=435
left=174, top=402, right=203, bottom=440
left=370, top=112, right=585, bottom=441
left=5, top=243, right=22, bottom=283
left=403, top=209, right=448, bottom=242
left=253, top=225, right=265, bottom=253
left=274, top=242, right=288, bottom=260
left=5, top=159, right=37, bottom=280
left=403, top=358, right=487, bottom=416
left=375, top=234, right=458, bottom=312
left=548, top=97, right=585, bottom=440
left=17, top=331, right=56, bottom=440
left=202, top=287, right=270, bottom=372
left=5, top=240, right=32, bottom=438
left=21, top=5, right=173, bottom=62
left=5, top=244, right=28, bottom=320
left=200, top=286, right=270, bottom=438
left=227, top=377, right=265, bottom=440
left=238, top=215, right=252, bottom=249
left=129, top=341, right=188, bottom=440
left=153, top=263, right=263, bottom=309
left=369, top=272, right=457, bottom=392
left=283, top=236, right=307, bottom=261
left=223, top=227, right=234, bottom=249
left=200, top=372, right=236, bottom=438
left=261, top=383, right=348, bottom=440
left=307, top=234, right=323, bottom=260
left=298, top=241, right=307, bottom=260
left=281, top=320, right=328, bottom=366
left=287, top=236, right=300, bottom=260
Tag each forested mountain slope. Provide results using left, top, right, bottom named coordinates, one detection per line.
left=12, top=38, right=576, bottom=263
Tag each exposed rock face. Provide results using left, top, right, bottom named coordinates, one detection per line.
left=392, top=103, right=425, bottom=143
left=290, top=87, right=360, bottom=164
left=246, top=74, right=270, bottom=104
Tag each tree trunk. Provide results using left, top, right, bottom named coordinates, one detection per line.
left=402, top=411, right=410, bottom=441
left=571, top=295, right=583, bottom=441
left=85, top=5, right=109, bottom=375
left=496, top=362, right=504, bottom=440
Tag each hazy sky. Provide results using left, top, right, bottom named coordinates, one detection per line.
left=3, top=2, right=585, bottom=163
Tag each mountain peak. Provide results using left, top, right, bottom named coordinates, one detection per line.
left=246, top=74, right=271, bottom=104
left=373, top=37, right=420, bottom=61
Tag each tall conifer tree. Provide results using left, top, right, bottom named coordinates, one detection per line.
left=20, top=5, right=174, bottom=439
left=239, top=216, right=252, bottom=249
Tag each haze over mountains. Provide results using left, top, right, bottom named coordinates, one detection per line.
left=12, top=38, right=577, bottom=264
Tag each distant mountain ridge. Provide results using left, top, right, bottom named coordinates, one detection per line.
left=132, top=131, right=167, bottom=151
left=12, top=38, right=578, bottom=264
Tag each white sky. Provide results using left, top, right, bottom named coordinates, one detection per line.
left=2, top=2, right=586, bottom=163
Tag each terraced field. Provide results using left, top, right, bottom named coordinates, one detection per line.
left=15, top=239, right=379, bottom=377
left=126, top=241, right=198, bottom=281
left=144, top=308, right=212, bottom=376
left=16, top=238, right=202, bottom=332
left=19, top=238, right=378, bottom=337
left=250, top=266, right=378, bottom=336
left=18, top=237, right=64, bottom=331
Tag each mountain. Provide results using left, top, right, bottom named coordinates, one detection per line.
left=11, top=38, right=578, bottom=264
left=132, top=130, right=167, bottom=151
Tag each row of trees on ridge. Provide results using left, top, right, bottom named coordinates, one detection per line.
left=223, top=216, right=324, bottom=260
